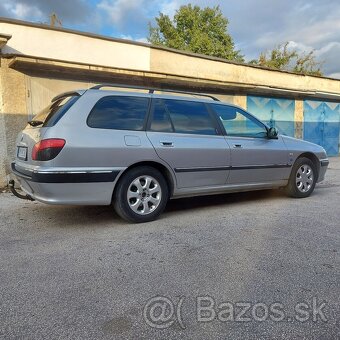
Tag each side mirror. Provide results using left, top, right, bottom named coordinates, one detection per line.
left=267, top=127, right=278, bottom=139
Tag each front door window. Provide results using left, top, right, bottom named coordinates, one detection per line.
left=211, top=104, right=268, bottom=138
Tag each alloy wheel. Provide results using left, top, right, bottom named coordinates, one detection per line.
left=127, top=175, right=162, bottom=215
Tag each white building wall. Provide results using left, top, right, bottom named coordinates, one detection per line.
left=0, top=22, right=151, bottom=72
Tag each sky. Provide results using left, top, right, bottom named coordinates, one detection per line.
left=1, top=0, right=340, bottom=78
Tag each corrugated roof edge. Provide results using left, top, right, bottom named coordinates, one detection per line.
left=0, top=16, right=338, bottom=82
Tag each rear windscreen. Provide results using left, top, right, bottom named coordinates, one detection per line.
left=30, top=95, right=79, bottom=127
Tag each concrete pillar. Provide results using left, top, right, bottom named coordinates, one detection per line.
left=233, top=94, right=247, bottom=110
left=294, top=99, right=304, bottom=139
left=208, top=93, right=234, bottom=103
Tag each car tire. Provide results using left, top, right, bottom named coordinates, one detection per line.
left=113, top=166, right=169, bottom=223
left=285, top=157, right=317, bottom=198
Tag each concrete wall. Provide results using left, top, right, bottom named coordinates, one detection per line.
left=0, top=61, right=99, bottom=187
left=1, top=19, right=340, bottom=97
left=0, top=22, right=150, bottom=72
left=149, top=49, right=340, bottom=95
left=0, top=59, right=28, bottom=187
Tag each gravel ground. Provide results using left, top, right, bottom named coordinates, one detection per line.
left=0, top=158, right=339, bottom=339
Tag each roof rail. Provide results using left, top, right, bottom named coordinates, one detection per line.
left=90, top=83, right=220, bottom=101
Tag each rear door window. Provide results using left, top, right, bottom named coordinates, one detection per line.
left=150, top=99, right=217, bottom=135
left=87, top=96, right=149, bottom=130
left=150, top=99, right=174, bottom=132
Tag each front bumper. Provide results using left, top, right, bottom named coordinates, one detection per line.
left=318, top=159, right=329, bottom=182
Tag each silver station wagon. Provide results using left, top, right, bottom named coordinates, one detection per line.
left=11, top=84, right=329, bottom=222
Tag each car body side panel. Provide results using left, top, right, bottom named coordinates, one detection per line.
left=172, top=180, right=288, bottom=199
left=281, top=135, right=328, bottom=182
left=15, top=91, right=177, bottom=204
left=147, top=131, right=231, bottom=188
left=41, top=91, right=161, bottom=169
left=11, top=89, right=329, bottom=206
left=226, top=136, right=291, bottom=184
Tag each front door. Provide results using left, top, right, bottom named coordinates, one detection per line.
left=208, top=103, right=290, bottom=184
left=146, top=98, right=231, bottom=188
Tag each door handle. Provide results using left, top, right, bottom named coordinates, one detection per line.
left=160, top=141, right=174, bottom=147
left=233, top=144, right=242, bottom=148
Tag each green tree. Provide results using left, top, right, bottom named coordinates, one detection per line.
left=250, top=42, right=323, bottom=76
left=148, top=4, right=244, bottom=62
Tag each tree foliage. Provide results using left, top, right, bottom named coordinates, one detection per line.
left=250, top=42, right=323, bottom=76
left=148, top=4, right=244, bottom=62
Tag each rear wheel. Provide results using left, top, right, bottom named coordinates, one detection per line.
left=285, top=157, right=317, bottom=198
left=113, top=166, right=168, bottom=223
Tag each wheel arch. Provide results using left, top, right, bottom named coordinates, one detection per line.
left=113, top=160, right=176, bottom=201
left=295, top=152, right=320, bottom=179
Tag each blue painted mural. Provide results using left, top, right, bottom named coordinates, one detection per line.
left=247, top=96, right=295, bottom=137
left=303, top=100, right=340, bottom=156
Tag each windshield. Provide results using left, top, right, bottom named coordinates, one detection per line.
left=30, top=95, right=79, bottom=127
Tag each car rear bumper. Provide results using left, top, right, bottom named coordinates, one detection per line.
left=11, top=162, right=122, bottom=205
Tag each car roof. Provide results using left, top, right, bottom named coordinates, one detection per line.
left=55, top=88, right=246, bottom=111
left=84, top=88, right=238, bottom=105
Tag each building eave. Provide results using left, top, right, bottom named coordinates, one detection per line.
left=0, top=33, right=11, bottom=49
left=6, top=54, right=340, bottom=100
left=0, top=16, right=339, bottom=82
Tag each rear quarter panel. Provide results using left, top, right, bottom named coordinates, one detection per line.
left=41, top=90, right=176, bottom=176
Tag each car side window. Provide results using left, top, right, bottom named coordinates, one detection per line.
left=150, top=99, right=174, bottom=132
left=210, top=104, right=267, bottom=138
left=87, top=96, right=149, bottom=130
left=150, top=99, right=217, bottom=135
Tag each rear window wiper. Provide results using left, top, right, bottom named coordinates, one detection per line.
left=28, top=120, right=44, bottom=127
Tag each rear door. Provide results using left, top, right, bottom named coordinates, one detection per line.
left=209, top=103, right=290, bottom=184
left=146, top=98, right=231, bottom=188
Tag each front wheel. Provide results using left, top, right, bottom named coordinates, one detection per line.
left=113, top=166, right=169, bottom=223
left=285, top=157, right=317, bottom=198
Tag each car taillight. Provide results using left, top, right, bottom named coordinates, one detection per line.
left=32, top=138, right=66, bottom=161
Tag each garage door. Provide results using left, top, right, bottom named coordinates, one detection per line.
left=303, top=100, right=340, bottom=156
left=27, top=77, right=95, bottom=119
left=247, top=96, right=295, bottom=137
